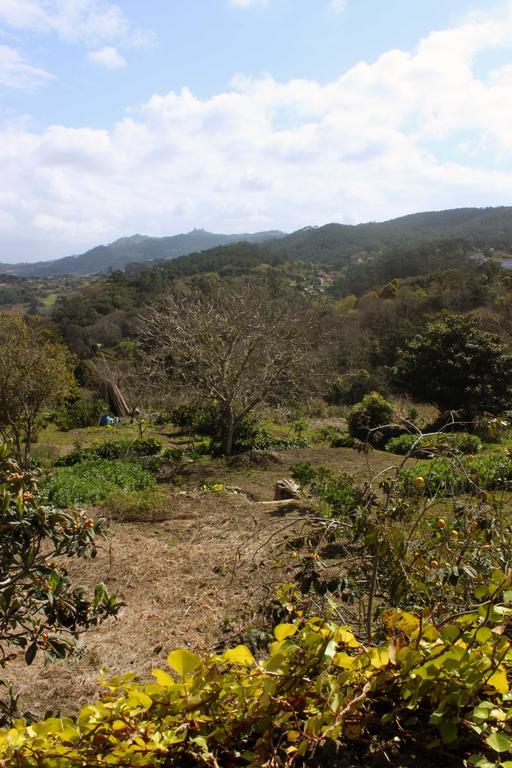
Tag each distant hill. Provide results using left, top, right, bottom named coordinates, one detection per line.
left=267, top=206, right=512, bottom=263
left=0, top=229, right=286, bottom=277
left=4, top=206, right=512, bottom=277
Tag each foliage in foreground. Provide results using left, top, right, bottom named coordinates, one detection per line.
left=45, top=458, right=156, bottom=507
left=2, top=576, right=512, bottom=767
left=0, top=443, right=120, bottom=680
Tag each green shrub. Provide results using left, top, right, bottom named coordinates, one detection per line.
left=386, top=431, right=482, bottom=456
left=46, top=458, right=156, bottom=507
left=314, top=477, right=361, bottom=517
left=55, top=437, right=163, bottom=467
left=291, top=463, right=360, bottom=516
left=400, top=454, right=512, bottom=496
left=171, top=401, right=220, bottom=437
left=53, top=394, right=107, bottom=431
left=102, top=489, right=171, bottom=522
left=290, top=462, right=318, bottom=487
left=347, top=391, right=395, bottom=446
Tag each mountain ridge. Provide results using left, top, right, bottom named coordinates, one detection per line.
left=4, top=206, right=512, bottom=277
left=0, top=229, right=286, bottom=277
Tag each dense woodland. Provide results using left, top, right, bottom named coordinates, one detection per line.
left=3, top=218, right=512, bottom=766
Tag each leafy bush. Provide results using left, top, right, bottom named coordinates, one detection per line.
left=290, top=462, right=319, bottom=486
left=55, top=437, right=163, bottom=467
left=386, top=431, right=482, bottom=456
left=400, top=454, right=512, bottom=496
left=291, top=463, right=361, bottom=517
left=314, top=477, right=361, bottom=517
left=4, top=579, right=512, bottom=767
left=347, top=391, right=395, bottom=446
left=53, top=394, right=108, bottom=431
left=102, top=489, right=171, bottom=522
left=171, top=401, right=220, bottom=436
left=46, top=458, right=156, bottom=507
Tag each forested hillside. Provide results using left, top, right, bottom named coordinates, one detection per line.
left=0, top=229, right=285, bottom=277
left=268, top=206, right=512, bottom=262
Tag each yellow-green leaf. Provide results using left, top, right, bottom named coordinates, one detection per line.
left=221, top=645, right=254, bottom=666
left=152, top=668, right=175, bottom=687
left=333, top=627, right=360, bottom=648
left=274, top=623, right=297, bottom=641
left=487, top=666, right=509, bottom=694
left=486, top=731, right=512, bottom=753
left=367, top=646, right=389, bottom=668
left=167, top=649, right=202, bottom=678
left=333, top=652, right=353, bottom=670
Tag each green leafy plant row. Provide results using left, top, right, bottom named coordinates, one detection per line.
left=2, top=576, right=512, bottom=767
left=251, top=433, right=309, bottom=451
left=55, top=437, right=163, bottom=467
left=45, top=458, right=156, bottom=507
left=386, top=431, right=482, bottom=456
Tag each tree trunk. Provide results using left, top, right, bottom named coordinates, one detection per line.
left=105, top=382, right=130, bottom=418
left=221, top=408, right=235, bottom=456
left=23, top=419, right=32, bottom=469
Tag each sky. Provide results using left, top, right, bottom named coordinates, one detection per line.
left=1, top=1, right=512, bottom=262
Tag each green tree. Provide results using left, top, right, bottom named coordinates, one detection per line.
left=395, top=313, right=512, bottom=416
left=0, top=315, right=75, bottom=466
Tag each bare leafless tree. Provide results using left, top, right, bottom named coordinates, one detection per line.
left=139, top=279, right=323, bottom=454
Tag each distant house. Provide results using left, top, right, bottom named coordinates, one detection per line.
left=502, top=258, right=512, bottom=270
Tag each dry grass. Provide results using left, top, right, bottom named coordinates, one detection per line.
left=5, top=492, right=308, bottom=718
left=5, top=444, right=403, bottom=719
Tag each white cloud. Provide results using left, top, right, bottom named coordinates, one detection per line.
left=0, top=0, right=154, bottom=47
left=329, top=0, right=347, bottom=13
left=88, top=46, right=126, bottom=69
left=0, top=43, right=53, bottom=89
left=2, top=2, right=512, bottom=261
